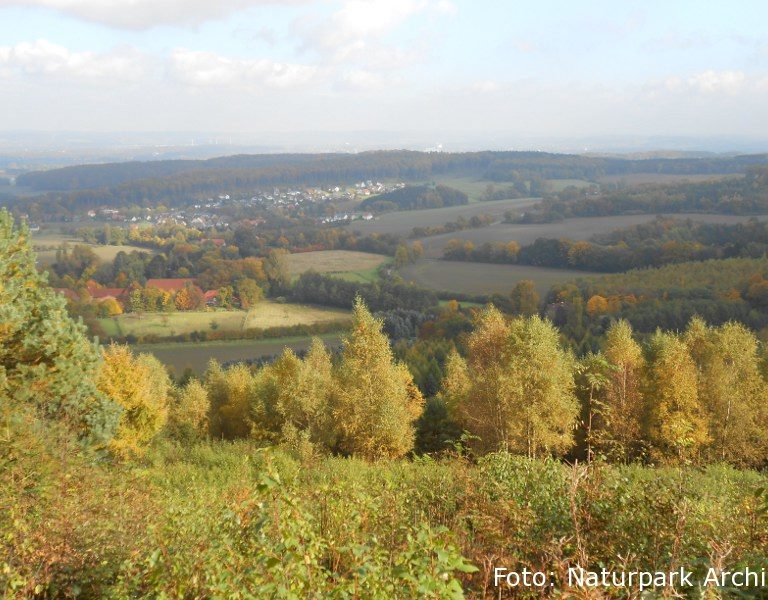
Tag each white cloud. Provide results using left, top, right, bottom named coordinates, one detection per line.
left=0, top=0, right=310, bottom=29
left=296, top=0, right=453, bottom=65
left=687, top=70, right=746, bottom=93
left=662, top=70, right=748, bottom=94
left=169, top=49, right=319, bottom=88
left=0, top=39, right=150, bottom=80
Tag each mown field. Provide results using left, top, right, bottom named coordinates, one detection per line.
left=100, top=302, right=350, bottom=338
left=399, top=259, right=582, bottom=296
left=31, top=230, right=148, bottom=264
left=287, top=250, right=389, bottom=283
left=243, top=302, right=350, bottom=329
left=100, top=310, right=248, bottom=338
left=415, top=213, right=768, bottom=259
left=133, top=333, right=342, bottom=373
left=350, top=196, right=540, bottom=236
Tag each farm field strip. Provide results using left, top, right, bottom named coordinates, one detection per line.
left=100, top=301, right=351, bottom=338
left=400, top=259, right=588, bottom=296
left=133, top=333, right=343, bottom=374
left=349, top=196, right=540, bottom=236
left=416, top=212, right=768, bottom=259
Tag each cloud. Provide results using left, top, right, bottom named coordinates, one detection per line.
left=296, top=0, right=454, bottom=66
left=168, top=48, right=319, bottom=88
left=662, top=70, right=747, bottom=94
left=0, top=39, right=150, bottom=80
left=0, top=0, right=310, bottom=29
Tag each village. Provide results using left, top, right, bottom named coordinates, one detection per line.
left=80, top=180, right=402, bottom=230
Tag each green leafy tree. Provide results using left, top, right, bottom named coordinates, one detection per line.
left=0, top=210, right=119, bottom=445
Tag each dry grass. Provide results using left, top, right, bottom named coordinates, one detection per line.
left=243, top=301, right=350, bottom=329
left=287, top=250, right=388, bottom=277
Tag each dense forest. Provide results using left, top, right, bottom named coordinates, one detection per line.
left=514, top=165, right=768, bottom=222
left=445, top=215, right=768, bottom=272
left=360, top=184, right=468, bottom=212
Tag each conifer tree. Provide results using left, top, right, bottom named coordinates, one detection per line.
left=0, top=209, right=119, bottom=445
left=332, top=298, right=424, bottom=460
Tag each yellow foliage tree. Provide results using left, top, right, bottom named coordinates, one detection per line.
left=643, top=330, right=709, bottom=463
left=586, top=295, right=609, bottom=316
left=169, top=379, right=210, bottom=439
left=332, top=298, right=424, bottom=460
left=97, top=345, right=170, bottom=457
left=445, top=306, right=578, bottom=457
left=684, top=318, right=768, bottom=467
left=205, top=361, right=255, bottom=439
left=597, top=320, right=646, bottom=461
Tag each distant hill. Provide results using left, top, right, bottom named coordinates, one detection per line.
left=11, top=150, right=768, bottom=212
left=360, top=184, right=468, bottom=212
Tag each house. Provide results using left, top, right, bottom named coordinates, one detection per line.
left=53, top=288, right=79, bottom=302
left=145, top=278, right=196, bottom=293
left=90, top=287, right=130, bottom=304
left=203, top=290, right=220, bottom=307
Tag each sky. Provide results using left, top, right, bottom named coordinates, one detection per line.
left=0, top=0, right=767, bottom=147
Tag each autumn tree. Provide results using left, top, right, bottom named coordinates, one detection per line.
left=97, top=345, right=170, bottom=457
left=332, top=298, right=424, bottom=460
left=643, top=330, right=709, bottom=463
left=394, top=244, right=410, bottom=268
left=258, top=339, right=335, bottom=457
left=264, top=249, right=291, bottom=294
left=236, top=278, right=264, bottom=309
left=444, top=307, right=578, bottom=457
left=168, top=379, right=210, bottom=440
left=509, top=280, right=540, bottom=316
left=597, top=320, right=646, bottom=461
left=0, top=210, right=120, bottom=445
left=684, top=318, right=768, bottom=467
left=175, top=284, right=204, bottom=311
left=205, top=361, right=255, bottom=439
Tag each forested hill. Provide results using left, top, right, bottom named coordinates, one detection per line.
left=17, top=150, right=768, bottom=194
left=360, top=184, right=468, bottom=211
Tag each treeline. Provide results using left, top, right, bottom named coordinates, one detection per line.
left=444, top=216, right=768, bottom=272
left=289, top=271, right=438, bottom=312
left=15, top=150, right=768, bottom=210
left=360, top=184, right=468, bottom=212
left=514, top=165, right=768, bottom=222
left=547, top=258, right=768, bottom=348
left=410, top=213, right=495, bottom=238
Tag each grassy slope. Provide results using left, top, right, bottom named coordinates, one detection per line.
left=101, top=302, right=351, bottom=338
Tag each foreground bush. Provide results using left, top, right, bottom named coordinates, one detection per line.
left=4, top=441, right=767, bottom=598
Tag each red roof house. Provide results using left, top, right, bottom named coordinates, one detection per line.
left=145, top=278, right=196, bottom=293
